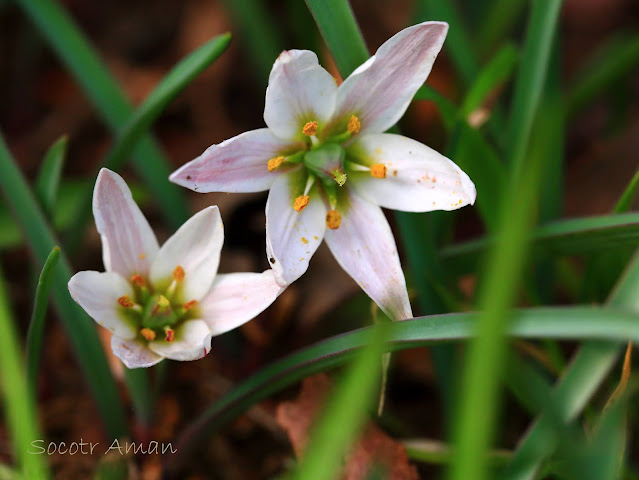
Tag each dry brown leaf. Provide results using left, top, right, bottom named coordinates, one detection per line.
left=276, top=374, right=419, bottom=480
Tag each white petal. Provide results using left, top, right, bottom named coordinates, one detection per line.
left=348, top=134, right=476, bottom=211
left=265, top=170, right=326, bottom=286
left=323, top=191, right=412, bottom=320
left=68, top=271, right=138, bottom=340
left=148, top=319, right=212, bottom=362
left=111, top=336, right=163, bottom=369
left=199, top=270, right=283, bottom=335
left=93, top=169, right=159, bottom=278
left=264, top=50, right=338, bottom=140
left=333, top=22, right=448, bottom=135
left=150, top=206, right=223, bottom=302
left=170, top=129, right=303, bottom=193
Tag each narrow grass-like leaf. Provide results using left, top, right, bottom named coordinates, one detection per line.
left=25, top=246, right=60, bottom=401
left=441, top=213, right=639, bottom=274
left=460, top=44, right=519, bottom=117
left=614, top=170, right=639, bottom=213
left=305, top=0, right=369, bottom=77
left=500, top=248, right=639, bottom=480
left=67, top=33, right=231, bottom=250
left=164, top=305, right=639, bottom=476
left=476, top=0, right=527, bottom=55
left=0, top=269, right=50, bottom=480
left=34, top=136, right=66, bottom=217
left=15, top=0, right=190, bottom=229
left=413, top=85, right=459, bottom=131
left=293, top=324, right=387, bottom=480
left=0, top=133, right=128, bottom=438
left=505, top=0, right=562, bottom=175
left=123, top=367, right=156, bottom=430
left=404, top=440, right=511, bottom=466
left=566, top=33, right=639, bottom=120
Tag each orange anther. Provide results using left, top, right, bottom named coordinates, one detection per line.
left=326, top=210, right=342, bottom=229
left=347, top=115, right=361, bottom=134
left=294, top=195, right=310, bottom=212
left=173, top=266, right=185, bottom=282
left=267, top=156, right=286, bottom=172
left=302, top=121, right=318, bottom=136
left=130, top=274, right=146, bottom=287
left=165, top=328, right=175, bottom=342
left=370, top=164, right=387, bottom=178
left=140, top=328, right=156, bottom=341
left=117, top=295, right=135, bottom=308
left=183, top=300, right=198, bottom=311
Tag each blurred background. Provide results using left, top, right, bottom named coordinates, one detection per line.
left=0, top=0, right=638, bottom=478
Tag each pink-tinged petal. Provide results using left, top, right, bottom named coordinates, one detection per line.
left=68, top=271, right=138, bottom=340
left=170, top=129, right=303, bottom=193
left=199, top=270, right=283, bottom=335
left=333, top=22, right=448, bottom=135
left=348, top=134, right=476, bottom=212
left=323, top=191, right=412, bottom=320
left=93, top=169, right=159, bottom=278
left=150, top=206, right=223, bottom=302
left=265, top=170, right=326, bottom=286
left=148, top=320, right=212, bottom=362
left=264, top=50, right=338, bottom=140
left=111, top=336, right=163, bottom=369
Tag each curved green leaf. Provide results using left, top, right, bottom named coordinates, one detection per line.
left=164, top=306, right=638, bottom=476
left=35, top=136, right=67, bottom=216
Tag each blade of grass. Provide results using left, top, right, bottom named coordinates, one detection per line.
left=0, top=268, right=50, bottom=480
left=164, top=305, right=639, bottom=476
left=506, top=0, right=562, bottom=176
left=566, top=33, right=639, bottom=120
left=34, top=136, right=66, bottom=217
left=476, top=0, right=527, bottom=55
left=123, top=367, right=156, bottom=430
left=614, top=170, right=639, bottom=214
left=441, top=213, right=639, bottom=274
left=293, top=324, right=388, bottom=480
left=404, top=439, right=512, bottom=467
left=0, top=133, right=128, bottom=438
left=413, top=85, right=459, bottom=131
left=66, top=33, right=232, bottom=250
left=15, top=0, right=190, bottom=229
left=25, top=246, right=60, bottom=401
left=500, top=248, right=639, bottom=480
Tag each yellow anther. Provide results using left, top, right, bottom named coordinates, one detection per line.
left=173, top=266, right=185, bottom=282
left=183, top=300, right=198, bottom=311
left=117, top=295, right=135, bottom=309
left=347, top=115, right=361, bottom=134
left=267, top=156, right=286, bottom=172
left=140, top=328, right=156, bottom=341
left=294, top=195, right=310, bottom=212
left=130, top=274, right=146, bottom=287
left=326, top=210, right=342, bottom=229
left=302, top=121, right=318, bottom=136
left=370, top=164, right=387, bottom=178
left=164, top=328, right=175, bottom=343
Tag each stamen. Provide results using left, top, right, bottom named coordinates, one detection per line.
left=370, top=164, right=387, bottom=178
left=118, top=295, right=135, bottom=308
left=302, top=121, right=318, bottom=137
left=130, top=274, right=146, bottom=287
left=326, top=210, right=342, bottom=229
left=173, top=266, right=185, bottom=282
left=267, top=156, right=286, bottom=172
left=347, top=115, right=361, bottom=134
left=140, top=328, right=156, bottom=341
left=294, top=195, right=310, bottom=212
left=164, top=327, right=175, bottom=343
left=183, top=300, right=198, bottom=311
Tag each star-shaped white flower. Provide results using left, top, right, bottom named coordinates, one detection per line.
left=68, top=169, right=282, bottom=368
left=170, top=22, right=476, bottom=321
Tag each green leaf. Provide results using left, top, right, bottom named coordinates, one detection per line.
left=441, top=213, right=639, bottom=274
left=614, top=170, right=639, bottom=214
left=0, top=269, right=50, bottom=480
left=34, top=136, right=67, bottom=217
left=164, top=305, right=639, bottom=475
left=404, top=439, right=512, bottom=467
left=0, top=133, right=128, bottom=438
left=413, top=85, right=459, bottom=131
left=15, top=0, right=190, bottom=229
left=566, top=33, right=639, bottom=120
left=66, top=33, right=232, bottom=250
left=25, top=246, right=60, bottom=401
left=294, top=324, right=388, bottom=480
left=476, top=0, right=527, bottom=55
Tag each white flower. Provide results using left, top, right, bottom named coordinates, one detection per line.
left=68, top=169, right=282, bottom=368
left=170, top=22, right=476, bottom=321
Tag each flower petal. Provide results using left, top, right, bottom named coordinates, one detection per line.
left=93, top=168, right=159, bottom=278
left=170, top=129, right=303, bottom=193
left=150, top=206, right=223, bottom=302
left=266, top=170, right=326, bottom=286
left=348, top=133, right=476, bottom=211
left=111, top=336, right=163, bottom=369
left=264, top=50, right=338, bottom=140
left=333, top=22, right=448, bottom=135
left=323, top=191, right=412, bottom=320
left=148, top=319, right=212, bottom=362
left=68, top=271, right=138, bottom=340
left=199, top=270, right=283, bottom=335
